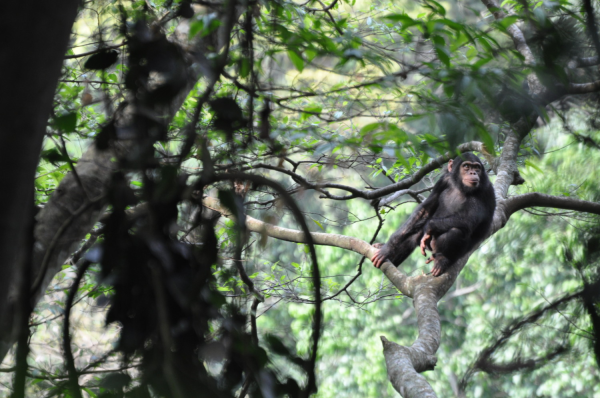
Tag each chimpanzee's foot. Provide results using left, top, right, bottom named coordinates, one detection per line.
left=429, top=254, right=451, bottom=277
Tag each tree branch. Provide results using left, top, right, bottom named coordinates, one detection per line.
left=569, top=56, right=600, bottom=68
left=567, top=80, right=600, bottom=94
left=491, top=131, right=526, bottom=231
left=504, top=193, right=600, bottom=217
left=63, top=259, right=91, bottom=398
left=583, top=0, right=600, bottom=59
left=204, top=196, right=375, bottom=256
left=63, top=43, right=125, bottom=59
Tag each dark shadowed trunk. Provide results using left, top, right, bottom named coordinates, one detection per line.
left=0, top=1, right=80, bottom=352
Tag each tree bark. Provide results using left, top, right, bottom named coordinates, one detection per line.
left=0, top=0, right=80, bottom=354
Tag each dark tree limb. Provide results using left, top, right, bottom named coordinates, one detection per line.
left=150, top=264, right=186, bottom=398
left=0, top=0, right=80, bottom=358
left=63, top=259, right=92, bottom=398
left=505, top=193, right=600, bottom=217
left=238, top=298, right=261, bottom=398
left=567, top=80, right=600, bottom=94
left=569, top=56, right=600, bottom=68
left=63, top=42, right=125, bottom=59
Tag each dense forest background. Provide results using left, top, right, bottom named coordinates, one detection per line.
left=0, top=0, right=599, bottom=397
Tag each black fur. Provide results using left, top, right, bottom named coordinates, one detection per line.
left=375, top=153, right=496, bottom=276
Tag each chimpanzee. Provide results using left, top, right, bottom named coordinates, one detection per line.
left=371, top=152, right=496, bottom=276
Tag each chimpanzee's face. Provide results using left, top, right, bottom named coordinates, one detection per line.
left=459, top=161, right=482, bottom=188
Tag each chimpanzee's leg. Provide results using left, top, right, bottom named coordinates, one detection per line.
left=372, top=230, right=424, bottom=268
left=429, top=228, right=467, bottom=276
left=388, top=231, right=422, bottom=266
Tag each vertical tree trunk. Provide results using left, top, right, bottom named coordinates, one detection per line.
left=0, top=1, right=80, bottom=352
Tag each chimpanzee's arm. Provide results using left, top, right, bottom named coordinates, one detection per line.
left=372, top=176, right=449, bottom=267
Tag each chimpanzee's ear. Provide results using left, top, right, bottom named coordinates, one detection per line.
left=447, top=159, right=453, bottom=172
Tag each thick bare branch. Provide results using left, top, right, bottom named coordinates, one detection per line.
left=569, top=56, right=600, bottom=68
left=567, top=80, right=600, bottom=94
left=381, top=335, right=437, bottom=398
left=491, top=131, right=525, bottom=231
left=204, top=196, right=374, bottom=256
left=505, top=193, right=600, bottom=217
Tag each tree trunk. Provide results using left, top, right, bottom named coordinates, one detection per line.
left=0, top=0, right=80, bottom=354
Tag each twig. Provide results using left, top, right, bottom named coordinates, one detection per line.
left=63, top=259, right=92, bottom=398
left=64, top=42, right=125, bottom=59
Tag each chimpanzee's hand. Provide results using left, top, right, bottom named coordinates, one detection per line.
left=371, top=243, right=387, bottom=268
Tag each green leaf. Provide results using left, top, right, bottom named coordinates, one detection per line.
left=55, top=112, right=77, bottom=133
left=424, top=0, right=446, bottom=16
left=189, top=16, right=221, bottom=39
left=304, top=105, right=322, bottom=114
left=472, top=57, right=493, bottom=68
left=435, top=45, right=450, bottom=66
left=301, top=104, right=322, bottom=121
left=312, top=219, right=324, bottom=231
left=287, top=50, right=305, bottom=72
left=436, top=18, right=463, bottom=31
left=525, top=159, right=543, bottom=173
left=477, top=128, right=495, bottom=157
left=239, top=58, right=250, bottom=78
left=360, top=122, right=383, bottom=135
left=431, top=35, right=445, bottom=46
left=497, top=15, right=519, bottom=31
left=381, top=14, right=419, bottom=29
left=41, top=148, right=71, bottom=165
